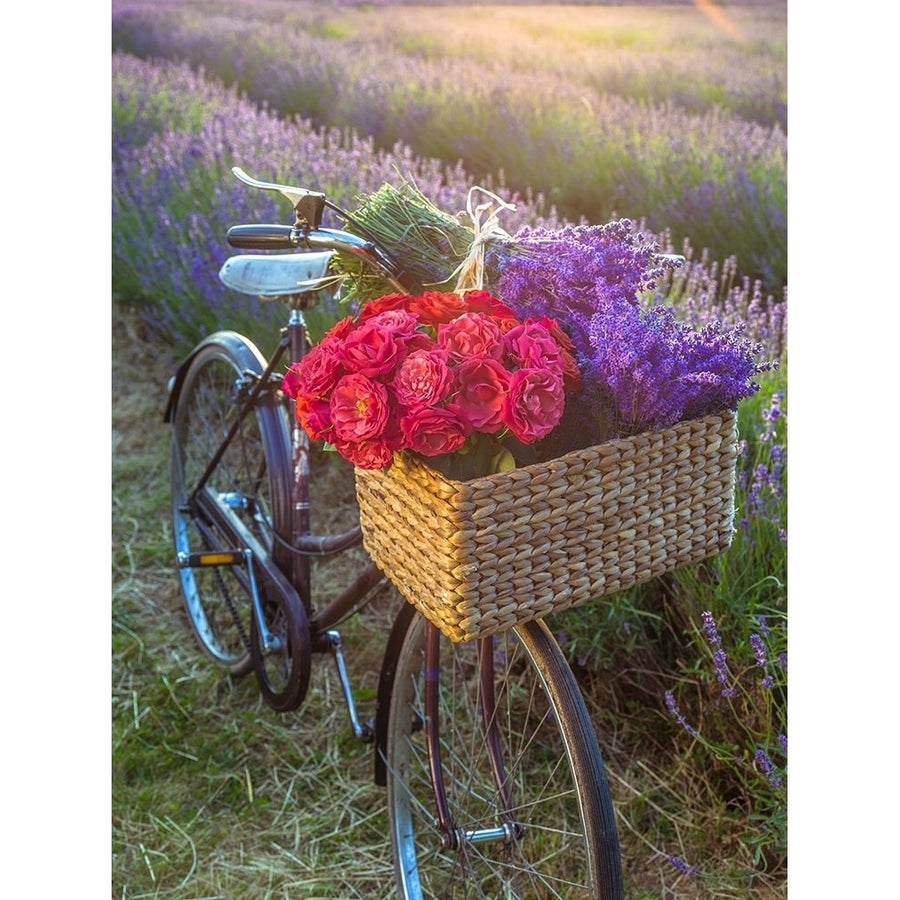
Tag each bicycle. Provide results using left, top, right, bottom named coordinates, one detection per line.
left=164, top=166, right=625, bottom=898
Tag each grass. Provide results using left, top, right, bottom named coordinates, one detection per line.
left=113, top=308, right=411, bottom=898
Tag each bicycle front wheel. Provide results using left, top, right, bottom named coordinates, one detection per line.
left=170, top=333, right=293, bottom=676
left=384, top=611, right=624, bottom=899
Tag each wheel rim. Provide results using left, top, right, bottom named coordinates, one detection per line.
left=171, top=348, right=280, bottom=671
left=386, top=617, right=610, bottom=898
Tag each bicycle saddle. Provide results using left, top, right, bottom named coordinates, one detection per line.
left=218, top=251, right=335, bottom=299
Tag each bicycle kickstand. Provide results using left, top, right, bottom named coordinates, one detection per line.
left=320, top=630, right=374, bottom=743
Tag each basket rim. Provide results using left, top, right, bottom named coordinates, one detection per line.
left=383, top=409, right=738, bottom=493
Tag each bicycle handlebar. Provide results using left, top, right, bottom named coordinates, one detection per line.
left=226, top=224, right=297, bottom=250
left=227, top=168, right=413, bottom=293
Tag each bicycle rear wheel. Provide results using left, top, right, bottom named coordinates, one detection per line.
left=170, top=332, right=293, bottom=677
left=384, top=610, right=624, bottom=899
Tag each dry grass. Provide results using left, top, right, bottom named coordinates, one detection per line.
left=112, top=303, right=412, bottom=898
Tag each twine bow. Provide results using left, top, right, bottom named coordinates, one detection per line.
left=452, top=186, right=516, bottom=294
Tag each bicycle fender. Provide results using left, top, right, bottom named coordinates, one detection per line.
left=372, top=601, right=419, bottom=787
left=162, top=330, right=268, bottom=424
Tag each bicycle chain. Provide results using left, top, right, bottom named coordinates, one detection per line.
left=208, top=538, right=253, bottom=656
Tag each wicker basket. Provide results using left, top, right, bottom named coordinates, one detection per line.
left=355, top=411, right=738, bottom=642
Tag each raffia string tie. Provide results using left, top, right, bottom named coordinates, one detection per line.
left=452, top=186, right=517, bottom=293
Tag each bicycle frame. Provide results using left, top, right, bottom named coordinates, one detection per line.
left=166, top=167, right=626, bottom=896
left=169, top=167, right=527, bottom=851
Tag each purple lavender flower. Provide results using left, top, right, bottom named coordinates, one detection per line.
left=498, top=219, right=772, bottom=445
left=666, top=855, right=699, bottom=878
left=736, top=393, right=787, bottom=545
left=701, top=610, right=722, bottom=648
left=754, top=748, right=784, bottom=788
left=761, top=390, right=784, bottom=442
left=701, top=611, right=736, bottom=697
left=750, top=633, right=775, bottom=689
left=750, top=633, right=767, bottom=668
left=499, top=221, right=664, bottom=354
left=664, top=690, right=699, bottom=737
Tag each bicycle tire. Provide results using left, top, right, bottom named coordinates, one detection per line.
left=384, top=610, right=624, bottom=899
left=169, top=332, right=294, bottom=677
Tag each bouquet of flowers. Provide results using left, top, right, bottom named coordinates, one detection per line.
left=282, top=181, right=774, bottom=480
left=282, top=287, right=580, bottom=478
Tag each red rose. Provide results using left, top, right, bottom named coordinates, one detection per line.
left=295, top=394, right=333, bottom=441
left=502, top=367, right=565, bottom=442
left=334, top=435, right=393, bottom=470
left=393, top=348, right=453, bottom=409
left=328, top=315, right=357, bottom=340
left=357, top=293, right=415, bottom=321
left=281, top=362, right=303, bottom=400
left=408, top=291, right=472, bottom=326
left=459, top=289, right=519, bottom=320
left=287, top=336, right=345, bottom=398
left=437, top=312, right=504, bottom=362
left=337, top=319, right=406, bottom=378
left=400, top=406, right=470, bottom=457
left=330, top=373, right=390, bottom=442
left=450, top=357, right=510, bottom=432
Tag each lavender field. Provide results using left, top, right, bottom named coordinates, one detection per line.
left=112, top=3, right=788, bottom=897
left=111, top=0, right=787, bottom=289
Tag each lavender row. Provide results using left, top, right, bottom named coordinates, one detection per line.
left=112, top=52, right=786, bottom=371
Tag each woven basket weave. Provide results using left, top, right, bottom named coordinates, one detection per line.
left=355, top=411, right=737, bottom=642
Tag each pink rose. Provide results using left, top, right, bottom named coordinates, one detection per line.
left=334, top=435, right=393, bottom=470
left=503, top=321, right=564, bottom=377
left=330, top=373, right=390, bottom=442
left=365, top=308, right=420, bottom=338
left=295, top=394, right=333, bottom=441
left=449, top=357, right=510, bottom=432
left=437, top=312, right=504, bottom=362
left=400, top=406, right=470, bottom=457
left=337, top=320, right=406, bottom=378
left=393, top=348, right=453, bottom=409
left=539, top=316, right=582, bottom=393
left=502, top=367, right=565, bottom=442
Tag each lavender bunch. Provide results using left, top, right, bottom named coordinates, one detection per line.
left=497, top=221, right=667, bottom=352
left=498, top=219, right=774, bottom=449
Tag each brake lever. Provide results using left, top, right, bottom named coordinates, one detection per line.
left=231, top=167, right=326, bottom=228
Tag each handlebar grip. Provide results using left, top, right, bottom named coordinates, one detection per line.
left=227, top=224, right=298, bottom=250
